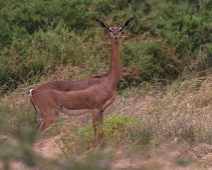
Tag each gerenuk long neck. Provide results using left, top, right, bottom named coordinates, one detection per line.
left=107, top=38, right=121, bottom=90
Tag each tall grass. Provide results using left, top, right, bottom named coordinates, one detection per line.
left=2, top=77, right=212, bottom=169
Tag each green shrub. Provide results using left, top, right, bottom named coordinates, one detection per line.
left=1, top=0, right=212, bottom=92
left=120, top=38, right=180, bottom=88
left=76, top=115, right=140, bottom=143
left=0, top=24, right=102, bottom=91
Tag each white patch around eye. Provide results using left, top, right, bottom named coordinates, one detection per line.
left=109, top=27, right=113, bottom=32
left=118, top=27, right=123, bottom=32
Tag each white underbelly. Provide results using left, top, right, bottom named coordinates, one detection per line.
left=60, top=105, right=91, bottom=116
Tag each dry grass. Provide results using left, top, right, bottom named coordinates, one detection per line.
left=1, top=74, right=212, bottom=169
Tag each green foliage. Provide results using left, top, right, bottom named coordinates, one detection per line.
left=0, top=24, right=102, bottom=91
left=194, top=44, right=212, bottom=73
left=1, top=0, right=212, bottom=93
left=78, top=115, right=140, bottom=143
left=0, top=0, right=96, bottom=36
left=120, top=39, right=180, bottom=88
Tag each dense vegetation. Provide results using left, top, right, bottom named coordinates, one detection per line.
left=0, top=0, right=211, bottom=93
left=1, top=0, right=212, bottom=169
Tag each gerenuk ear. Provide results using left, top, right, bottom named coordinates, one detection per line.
left=96, top=19, right=110, bottom=29
left=121, top=17, right=133, bottom=29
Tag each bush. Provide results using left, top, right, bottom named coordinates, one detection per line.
left=1, top=0, right=212, bottom=92
left=71, top=115, right=140, bottom=144
left=120, top=38, right=180, bottom=88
